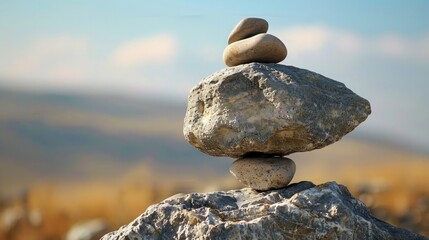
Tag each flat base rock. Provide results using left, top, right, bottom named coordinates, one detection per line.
left=101, top=182, right=425, bottom=240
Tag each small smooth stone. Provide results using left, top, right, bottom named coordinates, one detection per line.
left=228, top=18, right=269, bottom=44
left=223, top=33, right=287, bottom=67
left=229, top=157, right=296, bottom=191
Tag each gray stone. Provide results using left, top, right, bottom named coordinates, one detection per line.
left=223, top=33, right=287, bottom=67
left=101, top=182, right=425, bottom=239
left=183, top=63, right=371, bottom=158
left=227, top=17, right=269, bottom=44
left=230, top=157, right=295, bottom=190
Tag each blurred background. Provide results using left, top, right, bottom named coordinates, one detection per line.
left=1, top=1, right=429, bottom=239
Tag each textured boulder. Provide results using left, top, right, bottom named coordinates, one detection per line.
left=101, top=181, right=424, bottom=239
left=183, top=63, right=371, bottom=158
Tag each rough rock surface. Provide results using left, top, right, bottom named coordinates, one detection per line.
left=230, top=157, right=295, bottom=190
left=183, top=63, right=371, bottom=158
left=101, top=181, right=425, bottom=240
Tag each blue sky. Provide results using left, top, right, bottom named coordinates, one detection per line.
left=1, top=1, right=429, bottom=149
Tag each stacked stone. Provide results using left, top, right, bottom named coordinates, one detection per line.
left=183, top=18, right=371, bottom=191
left=223, top=18, right=287, bottom=67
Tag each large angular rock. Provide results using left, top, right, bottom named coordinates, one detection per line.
left=101, top=182, right=425, bottom=239
left=183, top=63, right=371, bottom=158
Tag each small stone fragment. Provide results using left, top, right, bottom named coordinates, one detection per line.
left=228, top=18, right=269, bottom=44
left=223, top=33, right=287, bottom=67
left=230, top=157, right=296, bottom=191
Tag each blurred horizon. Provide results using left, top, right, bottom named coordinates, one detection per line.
left=1, top=86, right=428, bottom=156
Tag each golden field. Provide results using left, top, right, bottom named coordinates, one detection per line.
left=1, top=138, right=429, bottom=239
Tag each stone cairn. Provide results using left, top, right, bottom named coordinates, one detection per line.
left=184, top=18, right=371, bottom=191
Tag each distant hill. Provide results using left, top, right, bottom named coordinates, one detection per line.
left=0, top=89, right=232, bottom=196
left=0, top=88, right=428, bottom=197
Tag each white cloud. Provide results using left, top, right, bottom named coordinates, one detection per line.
left=274, top=25, right=429, bottom=63
left=418, top=35, right=429, bottom=62
left=372, top=34, right=429, bottom=63
left=2, top=36, right=90, bottom=87
left=275, top=25, right=333, bottom=55
left=376, top=35, right=409, bottom=57
left=196, top=43, right=223, bottom=63
left=111, top=34, right=177, bottom=69
left=274, top=25, right=366, bottom=59
left=0, top=34, right=180, bottom=94
left=335, top=32, right=364, bottom=55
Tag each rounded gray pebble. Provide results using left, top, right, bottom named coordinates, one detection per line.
left=229, top=157, right=296, bottom=191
